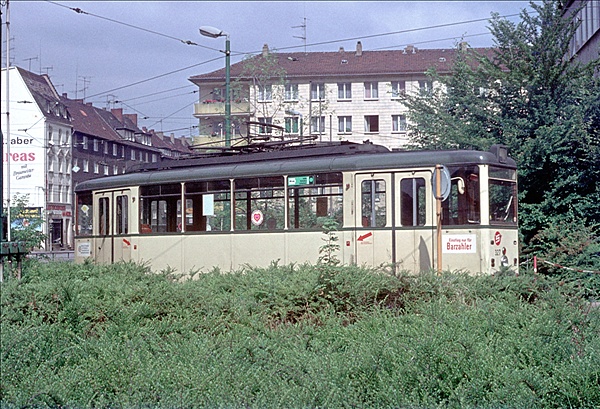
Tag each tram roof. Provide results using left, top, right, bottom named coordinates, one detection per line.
left=74, top=142, right=516, bottom=193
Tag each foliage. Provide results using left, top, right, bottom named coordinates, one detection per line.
left=317, top=217, right=340, bottom=266
left=233, top=51, right=289, bottom=128
left=232, top=50, right=333, bottom=138
left=1, top=261, right=599, bottom=408
left=4, top=194, right=47, bottom=250
left=527, top=220, right=600, bottom=297
left=400, top=0, right=600, bottom=269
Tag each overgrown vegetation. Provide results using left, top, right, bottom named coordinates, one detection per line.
left=2, top=260, right=599, bottom=408
left=400, top=0, right=600, bottom=275
left=3, top=194, right=47, bottom=250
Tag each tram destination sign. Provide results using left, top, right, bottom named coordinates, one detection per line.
left=288, top=176, right=315, bottom=186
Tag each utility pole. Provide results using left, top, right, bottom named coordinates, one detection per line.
left=1, top=0, right=26, bottom=281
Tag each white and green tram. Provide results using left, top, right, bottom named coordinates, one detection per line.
left=74, top=141, right=518, bottom=274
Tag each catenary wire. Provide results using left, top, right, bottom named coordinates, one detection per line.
left=36, top=2, right=535, bottom=132
left=85, top=57, right=221, bottom=100
left=43, top=0, right=223, bottom=52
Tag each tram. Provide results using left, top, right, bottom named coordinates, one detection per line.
left=73, top=139, right=518, bottom=275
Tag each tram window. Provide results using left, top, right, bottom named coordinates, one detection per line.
left=140, top=184, right=181, bottom=233
left=98, top=197, right=110, bottom=236
left=489, top=177, right=517, bottom=225
left=185, top=180, right=231, bottom=231
left=441, top=166, right=480, bottom=225
left=234, top=177, right=285, bottom=231
left=361, top=180, right=386, bottom=227
left=400, top=178, right=426, bottom=227
left=116, top=195, right=128, bottom=234
left=288, top=172, right=343, bottom=230
left=76, top=192, right=93, bottom=236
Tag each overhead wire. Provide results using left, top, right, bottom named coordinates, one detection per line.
left=117, top=90, right=198, bottom=107
left=38, top=1, right=534, bottom=132
left=251, top=13, right=525, bottom=54
left=44, top=0, right=220, bottom=52
left=146, top=99, right=198, bottom=130
left=372, top=32, right=490, bottom=51
left=106, top=85, right=195, bottom=104
left=84, top=56, right=221, bottom=100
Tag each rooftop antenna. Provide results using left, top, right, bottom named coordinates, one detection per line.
left=23, top=56, right=38, bottom=72
left=2, top=35, right=15, bottom=67
left=105, top=94, right=118, bottom=109
left=78, top=75, right=91, bottom=101
left=42, top=65, right=53, bottom=75
left=292, top=17, right=307, bottom=54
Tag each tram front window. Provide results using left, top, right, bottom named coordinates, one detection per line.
left=489, top=167, right=517, bottom=225
left=76, top=192, right=93, bottom=236
left=441, top=166, right=480, bottom=225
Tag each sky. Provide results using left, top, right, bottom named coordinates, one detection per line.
left=2, top=1, right=537, bottom=138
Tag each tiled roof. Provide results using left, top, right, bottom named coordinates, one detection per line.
left=189, top=45, right=496, bottom=82
left=16, top=66, right=71, bottom=125
left=145, top=129, right=194, bottom=154
left=60, top=98, right=123, bottom=142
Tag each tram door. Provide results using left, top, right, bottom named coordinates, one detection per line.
left=355, top=174, right=393, bottom=267
left=95, top=190, right=131, bottom=264
left=395, top=171, right=434, bottom=272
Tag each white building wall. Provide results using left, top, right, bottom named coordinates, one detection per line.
left=194, top=72, right=436, bottom=151
left=2, top=67, right=74, bottom=250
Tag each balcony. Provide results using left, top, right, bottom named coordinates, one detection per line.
left=194, top=100, right=252, bottom=117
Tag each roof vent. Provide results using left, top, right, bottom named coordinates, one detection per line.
left=439, top=57, right=447, bottom=62
left=341, top=59, right=348, bottom=64
left=404, top=45, right=416, bottom=54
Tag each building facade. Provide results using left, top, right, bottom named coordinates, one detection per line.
left=2, top=66, right=193, bottom=250
left=2, top=66, right=73, bottom=249
left=189, top=42, right=490, bottom=150
left=562, top=0, right=600, bottom=66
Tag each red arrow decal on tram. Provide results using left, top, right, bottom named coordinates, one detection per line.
left=357, top=232, right=373, bottom=242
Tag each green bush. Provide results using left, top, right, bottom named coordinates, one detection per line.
left=2, top=261, right=599, bottom=408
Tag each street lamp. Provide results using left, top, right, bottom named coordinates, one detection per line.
left=199, top=25, right=231, bottom=147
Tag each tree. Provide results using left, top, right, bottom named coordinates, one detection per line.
left=5, top=194, right=47, bottom=250
left=232, top=50, right=333, bottom=140
left=401, top=0, right=600, bottom=268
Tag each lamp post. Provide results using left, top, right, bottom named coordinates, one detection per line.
left=199, top=26, right=231, bottom=147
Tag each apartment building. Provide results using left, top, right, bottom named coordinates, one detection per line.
left=2, top=66, right=193, bottom=250
left=189, top=42, right=491, bottom=150
left=2, top=66, right=73, bottom=250
left=562, top=0, right=600, bottom=65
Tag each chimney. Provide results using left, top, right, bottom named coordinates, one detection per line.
left=62, top=93, right=68, bottom=98
left=339, top=46, right=345, bottom=53
left=459, top=41, right=469, bottom=51
left=170, top=133, right=175, bottom=144
left=404, top=45, right=415, bottom=54
left=262, top=43, right=269, bottom=57
left=124, top=113, right=138, bottom=127
left=111, top=108, right=123, bottom=122
left=356, top=41, right=362, bottom=57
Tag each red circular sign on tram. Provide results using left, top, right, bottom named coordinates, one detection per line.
left=494, top=231, right=502, bottom=246
left=251, top=209, right=264, bottom=226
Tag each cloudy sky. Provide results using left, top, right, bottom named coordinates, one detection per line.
left=3, top=1, right=536, bottom=137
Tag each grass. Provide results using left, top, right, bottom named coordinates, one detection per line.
left=1, top=260, right=599, bottom=408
